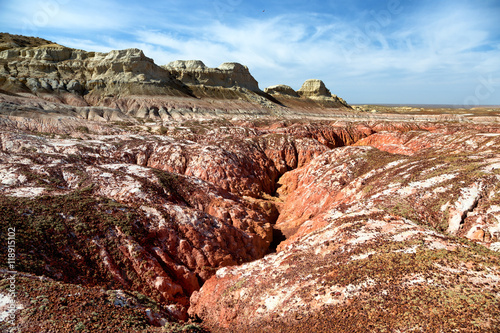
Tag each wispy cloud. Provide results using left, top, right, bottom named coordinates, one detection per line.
left=0, top=0, right=499, bottom=104
left=0, top=0, right=134, bottom=35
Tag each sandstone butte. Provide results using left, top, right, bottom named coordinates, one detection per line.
left=0, top=33, right=499, bottom=332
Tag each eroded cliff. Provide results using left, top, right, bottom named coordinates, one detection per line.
left=0, top=33, right=351, bottom=121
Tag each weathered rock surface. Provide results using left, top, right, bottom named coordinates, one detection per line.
left=164, top=60, right=260, bottom=92
left=264, top=85, right=299, bottom=97
left=297, top=79, right=332, bottom=98
left=189, top=124, right=500, bottom=332
left=191, top=209, right=500, bottom=332
left=264, top=80, right=351, bottom=109
left=0, top=271, right=187, bottom=332
left=0, top=117, right=380, bottom=331
left=0, top=33, right=53, bottom=50
left=0, top=33, right=352, bottom=120
left=2, top=115, right=500, bottom=332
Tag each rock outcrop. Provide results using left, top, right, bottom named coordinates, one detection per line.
left=190, top=208, right=500, bottom=332
left=190, top=126, right=500, bottom=332
left=0, top=44, right=188, bottom=96
left=164, top=60, right=260, bottom=92
left=264, top=84, right=299, bottom=97
left=265, top=79, right=351, bottom=109
left=0, top=128, right=276, bottom=323
left=0, top=33, right=352, bottom=120
left=297, top=79, right=331, bottom=98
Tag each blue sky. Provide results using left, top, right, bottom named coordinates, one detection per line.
left=1, top=0, right=499, bottom=105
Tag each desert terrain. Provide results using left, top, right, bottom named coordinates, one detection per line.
left=0, top=33, right=499, bottom=332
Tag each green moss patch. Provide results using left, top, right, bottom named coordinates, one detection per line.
left=0, top=189, right=146, bottom=286
left=0, top=275, right=163, bottom=333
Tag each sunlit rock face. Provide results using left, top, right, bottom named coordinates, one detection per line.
left=264, top=84, right=299, bottom=97
left=297, top=79, right=332, bottom=98
left=164, top=60, right=260, bottom=92
left=189, top=125, right=500, bottom=332
left=263, top=79, right=351, bottom=109
left=0, top=33, right=352, bottom=123
left=2, top=113, right=500, bottom=332
left=0, top=131, right=274, bottom=320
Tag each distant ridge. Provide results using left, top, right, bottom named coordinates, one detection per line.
left=356, top=104, right=500, bottom=109
left=0, top=32, right=54, bottom=50
left=0, top=33, right=352, bottom=122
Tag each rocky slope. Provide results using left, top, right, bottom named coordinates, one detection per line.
left=1, top=115, right=500, bottom=332
left=0, top=33, right=351, bottom=122
left=0, top=33, right=53, bottom=51
left=190, top=127, right=500, bottom=332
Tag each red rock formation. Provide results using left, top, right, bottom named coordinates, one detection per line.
left=0, top=129, right=278, bottom=321
left=353, top=131, right=433, bottom=155
left=190, top=124, right=500, bottom=332
left=2, top=93, right=500, bottom=331
left=190, top=209, right=500, bottom=332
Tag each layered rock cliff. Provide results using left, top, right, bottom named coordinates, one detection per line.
left=0, top=33, right=351, bottom=121
left=265, top=79, right=351, bottom=110
left=164, top=60, right=260, bottom=92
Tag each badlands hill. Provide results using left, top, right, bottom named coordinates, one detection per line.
left=0, top=33, right=500, bottom=332
left=0, top=33, right=350, bottom=126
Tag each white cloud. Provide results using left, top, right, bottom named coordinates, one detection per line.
left=50, top=37, right=115, bottom=53
left=0, top=0, right=135, bottom=35
left=1, top=0, right=498, bottom=104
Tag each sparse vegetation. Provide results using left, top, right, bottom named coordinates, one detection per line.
left=158, top=125, right=169, bottom=135
left=74, top=322, right=86, bottom=331
left=76, top=126, right=91, bottom=134
left=162, top=322, right=204, bottom=332
left=0, top=275, right=157, bottom=332
left=0, top=189, right=146, bottom=285
left=223, top=278, right=247, bottom=297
